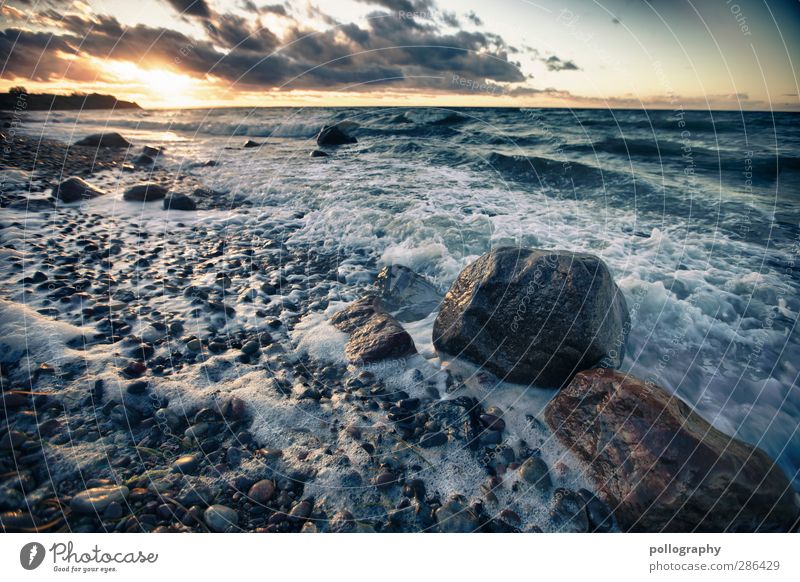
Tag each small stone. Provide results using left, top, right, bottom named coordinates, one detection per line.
left=247, top=480, right=275, bottom=504
left=480, top=414, right=505, bottom=432
left=241, top=340, right=259, bottom=355
left=519, top=456, right=552, bottom=493
left=204, top=504, right=238, bottom=532
left=163, top=193, right=196, bottom=211
left=127, top=380, right=148, bottom=395
left=435, top=496, right=479, bottom=533
left=551, top=488, right=589, bottom=532
left=288, top=498, right=314, bottom=521
left=173, top=455, right=200, bottom=475
left=103, top=501, right=124, bottom=520
left=187, top=338, right=202, bottom=351
left=374, top=471, right=397, bottom=490
left=123, top=183, right=168, bottom=202
left=71, top=485, right=130, bottom=514
left=121, top=361, right=147, bottom=378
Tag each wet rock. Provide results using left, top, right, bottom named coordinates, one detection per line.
left=578, top=488, right=616, bottom=532
left=545, top=368, right=800, bottom=532
left=330, top=297, right=416, bottom=363
left=435, top=496, right=479, bottom=533
left=374, top=471, right=398, bottom=490
left=173, top=455, right=200, bottom=475
left=310, top=149, right=329, bottom=157
left=163, top=193, right=196, bottom=211
left=288, top=498, right=314, bottom=521
left=518, top=456, right=552, bottom=493
left=71, top=485, right=130, bottom=514
left=433, top=247, right=629, bottom=387
left=550, top=488, right=589, bottom=532
left=204, top=504, right=238, bottom=532
left=54, top=177, right=106, bottom=203
left=74, top=132, right=132, bottom=148
left=316, top=125, right=357, bottom=146
left=479, top=414, right=505, bottom=432
left=134, top=153, right=155, bottom=166
left=243, top=140, right=262, bottom=148
left=123, top=183, right=168, bottom=202
left=247, top=480, right=275, bottom=504
left=375, top=264, right=442, bottom=322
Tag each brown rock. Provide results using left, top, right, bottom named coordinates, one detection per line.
left=330, top=297, right=416, bottom=363
left=545, top=368, right=800, bottom=532
left=247, top=480, right=275, bottom=504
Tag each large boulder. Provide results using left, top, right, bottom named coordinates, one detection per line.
left=54, top=176, right=106, bottom=203
left=330, top=297, right=416, bottom=363
left=433, top=247, right=629, bottom=387
left=545, top=368, right=800, bottom=532
left=316, top=125, right=357, bottom=146
left=73, top=132, right=131, bottom=148
left=376, top=265, right=441, bottom=322
left=123, top=183, right=168, bottom=202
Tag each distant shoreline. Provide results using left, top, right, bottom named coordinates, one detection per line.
left=0, top=90, right=141, bottom=112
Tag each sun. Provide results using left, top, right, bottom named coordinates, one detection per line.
left=96, top=60, right=207, bottom=108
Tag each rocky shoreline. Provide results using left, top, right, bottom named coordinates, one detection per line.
left=1, top=129, right=798, bottom=533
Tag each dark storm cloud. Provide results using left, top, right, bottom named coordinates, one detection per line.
left=441, top=11, right=459, bottom=27
left=465, top=11, right=483, bottom=26
left=0, top=28, right=95, bottom=81
left=543, top=55, right=579, bottom=71
left=2, top=0, right=534, bottom=93
left=240, top=2, right=289, bottom=17
left=354, top=0, right=434, bottom=13
left=163, top=0, right=212, bottom=18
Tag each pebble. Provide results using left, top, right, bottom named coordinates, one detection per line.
left=519, top=457, right=552, bottom=493
left=172, top=454, right=201, bottom=474
left=204, top=504, right=239, bottom=532
left=247, top=480, right=275, bottom=504
left=435, top=497, right=479, bottom=533
left=70, top=485, right=130, bottom=514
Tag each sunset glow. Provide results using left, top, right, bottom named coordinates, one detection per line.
left=1, top=0, right=798, bottom=110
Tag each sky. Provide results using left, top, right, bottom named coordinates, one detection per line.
left=1, top=0, right=799, bottom=110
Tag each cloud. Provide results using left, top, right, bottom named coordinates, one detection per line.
left=1, top=0, right=536, bottom=95
left=163, top=0, right=211, bottom=19
left=543, top=55, right=579, bottom=71
left=354, top=0, right=433, bottom=13
left=465, top=11, right=483, bottom=26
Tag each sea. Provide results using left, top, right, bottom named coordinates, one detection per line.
left=4, top=105, right=800, bottom=497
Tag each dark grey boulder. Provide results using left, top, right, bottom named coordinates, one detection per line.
left=123, top=183, right=168, bottom=202
left=433, top=246, right=629, bottom=387
left=310, top=149, right=329, bottom=157
left=163, top=193, right=196, bottom=211
left=73, top=132, right=131, bottom=148
left=243, top=140, right=262, bottom=148
left=134, top=153, right=155, bottom=166
left=316, top=125, right=357, bottom=146
left=330, top=297, right=416, bottom=363
left=376, top=265, right=441, bottom=322
left=54, top=176, right=106, bottom=203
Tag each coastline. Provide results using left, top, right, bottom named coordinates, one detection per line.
left=1, top=121, right=798, bottom=534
